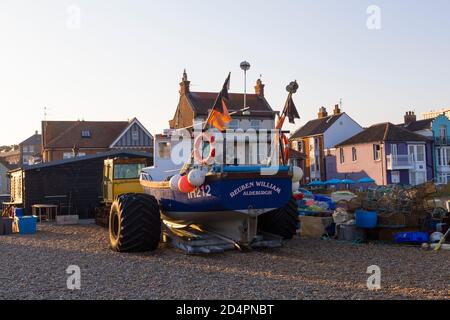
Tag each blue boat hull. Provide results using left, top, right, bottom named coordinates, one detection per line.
left=141, top=172, right=292, bottom=221
left=140, top=167, right=294, bottom=244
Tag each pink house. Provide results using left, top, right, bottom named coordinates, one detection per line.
left=329, top=123, right=433, bottom=186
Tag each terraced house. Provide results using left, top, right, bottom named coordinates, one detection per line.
left=290, top=105, right=363, bottom=183
left=398, top=110, right=450, bottom=184
left=334, top=123, right=433, bottom=186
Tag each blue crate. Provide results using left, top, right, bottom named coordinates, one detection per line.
left=394, top=232, right=429, bottom=244
left=17, top=216, right=37, bottom=235
left=355, top=210, right=378, bottom=229
left=15, top=208, right=24, bottom=217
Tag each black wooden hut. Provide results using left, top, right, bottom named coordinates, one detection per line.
left=11, top=151, right=152, bottom=219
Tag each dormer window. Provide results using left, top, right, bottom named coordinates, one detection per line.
left=81, top=130, right=91, bottom=138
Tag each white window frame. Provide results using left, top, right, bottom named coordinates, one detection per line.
left=391, top=171, right=400, bottom=184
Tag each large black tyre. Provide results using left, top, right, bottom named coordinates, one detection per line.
left=109, top=193, right=161, bottom=252
left=258, top=196, right=298, bottom=240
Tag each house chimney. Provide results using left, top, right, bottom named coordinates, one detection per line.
left=179, top=69, right=190, bottom=96
left=255, top=79, right=265, bottom=97
left=318, top=106, right=328, bottom=119
left=404, top=111, right=416, bottom=125
left=333, top=104, right=341, bottom=115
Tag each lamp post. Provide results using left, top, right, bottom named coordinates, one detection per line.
left=240, top=61, right=251, bottom=110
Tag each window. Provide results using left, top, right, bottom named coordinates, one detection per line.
left=114, top=163, right=145, bottom=180
left=340, top=148, right=345, bottom=164
left=314, top=137, right=320, bottom=149
left=81, top=130, right=91, bottom=138
left=229, top=120, right=239, bottom=130
left=352, top=147, right=357, bottom=162
left=22, top=146, right=29, bottom=153
left=409, top=144, right=425, bottom=162
left=250, top=120, right=260, bottom=129
left=391, top=144, right=397, bottom=157
left=315, top=156, right=320, bottom=171
left=298, top=141, right=304, bottom=152
left=132, top=130, right=139, bottom=141
left=373, top=144, right=381, bottom=160
left=63, top=152, right=86, bottom=159
left=158, top=142, right=171, bottom=159
left=439, top=125, right=447, bottom=141
left=391, top=171, right=400, bottom=184
left=416, top=145, right=425, bottom=162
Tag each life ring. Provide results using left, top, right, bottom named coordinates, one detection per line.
left=281, top=134, right=289, bottom=162
left=194, top=132, right=216, bottom=165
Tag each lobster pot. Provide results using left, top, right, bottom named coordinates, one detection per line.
left=377, top=212, right=419, bottom=227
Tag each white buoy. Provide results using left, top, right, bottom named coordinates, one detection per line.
left=292, top=181, right=300, bottom=193
left=169, top=174, right=181, bottom=191
left=292, top=166, right=303, bottom=182
left=188, top=169, right=206, bottom=187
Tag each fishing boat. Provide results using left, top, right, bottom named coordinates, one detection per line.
left=108, top=75, right=303, bottom=254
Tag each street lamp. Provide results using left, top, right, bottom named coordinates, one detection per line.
left=240, top=61, right=251, bottom=110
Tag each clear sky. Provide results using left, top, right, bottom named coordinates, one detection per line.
left=1, top=0, right=449, bottom=145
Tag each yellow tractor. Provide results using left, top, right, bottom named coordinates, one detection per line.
left=95, top=157, right=149, bottom=227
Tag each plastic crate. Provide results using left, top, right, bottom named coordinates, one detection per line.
left=394, top=232, right=429, bottom=244
left=15, top=208, right=24, bottom=217
left=0, top=218, right=13, bottom=235
left=355, top=210, right=378, bottom=229
left=17, top=216, right=37, bottom=235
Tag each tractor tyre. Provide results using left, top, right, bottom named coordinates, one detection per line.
left=109, top=193, right=161, bottom=253
left=258, top=196, right=298, bottom=240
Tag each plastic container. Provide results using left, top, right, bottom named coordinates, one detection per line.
left=394, top=232, right=429, bottom=244
left=14, top=208, right=24, bottom=217
left=17, top=216, right=37, bottom=235
left=0, top=217, right=13, bottom=235
left=337, top=224, right=366, bottom=241
left=314, top=195, right=336, bottom=210
left=355, top=210, right=378, bottom=229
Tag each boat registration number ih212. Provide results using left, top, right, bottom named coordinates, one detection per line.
left=187, top=185, right=212, bottom=199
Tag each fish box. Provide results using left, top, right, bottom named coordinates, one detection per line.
left=17, top=216, right=37, bottom=235
left=299, top=216, right=333, bottom=238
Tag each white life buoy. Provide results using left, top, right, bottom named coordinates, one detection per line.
left=194, top=132, right=216, bottom=165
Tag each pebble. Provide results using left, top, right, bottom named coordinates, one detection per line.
left=0, top=224, right=448, bottom=300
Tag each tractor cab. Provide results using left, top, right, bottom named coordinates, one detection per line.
left=102, top=158, right=148, bottom=204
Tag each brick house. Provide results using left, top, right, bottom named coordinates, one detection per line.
left=290, top=105, right=363, bottom=183
left=169, top=71, right=279, bottom=165
left=42, top=118, right=153, bottom=162
left=334, top=123, right=433, bottom=186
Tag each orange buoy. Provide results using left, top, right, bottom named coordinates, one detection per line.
left=178, top=175, right=195, bottom=193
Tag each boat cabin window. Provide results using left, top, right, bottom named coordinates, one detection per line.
left=158, top=142, right=171, bottom=159
left=114, top=163, right=145, bottom=180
